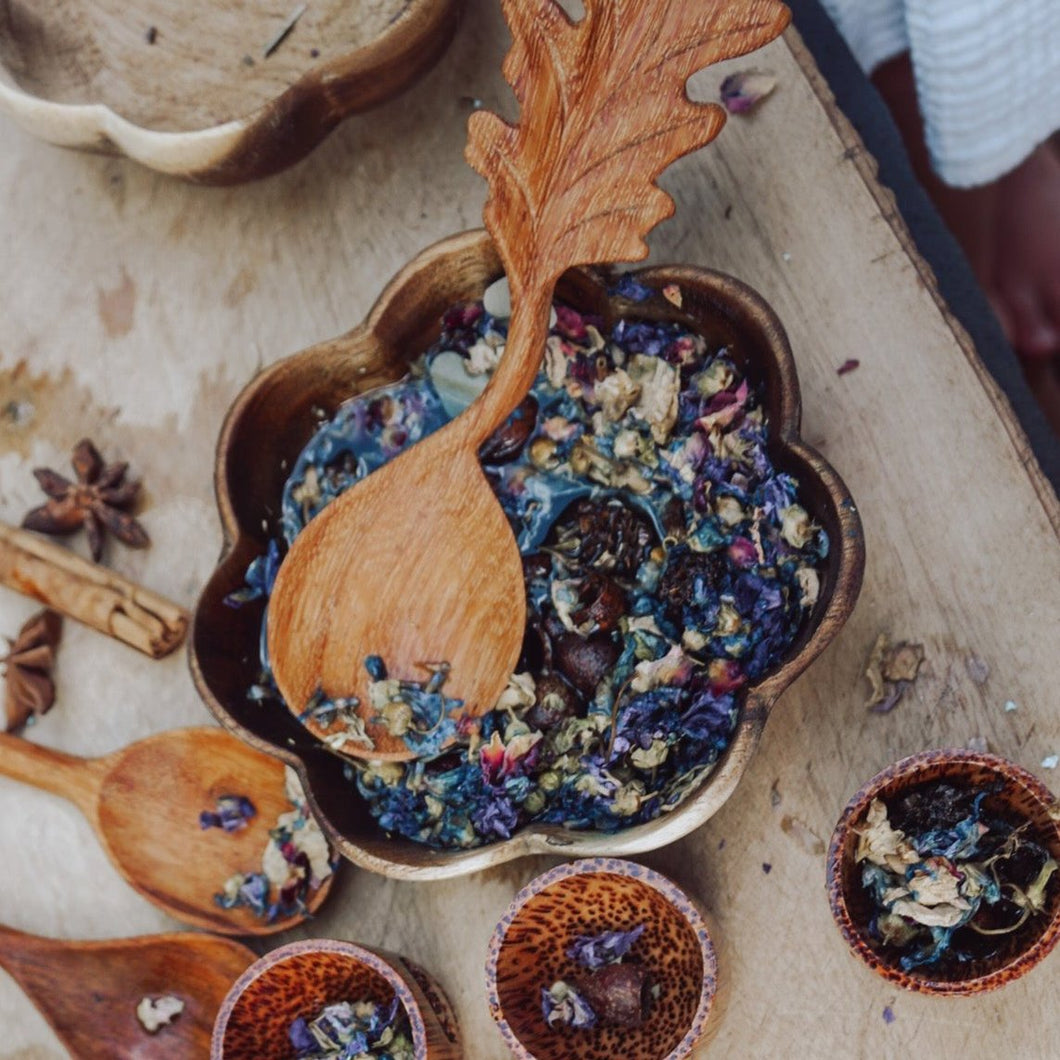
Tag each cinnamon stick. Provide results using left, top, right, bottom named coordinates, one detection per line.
left=0, top=522, right=188, bottom=659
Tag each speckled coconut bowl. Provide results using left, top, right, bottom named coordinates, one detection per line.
left=211, top=938, right=462, bottom=1059
left=485, top=858, right=721, bottom=1060
left=190, top=227, right=865, bottom=880
left=827, top=749, right=1060, bottom=995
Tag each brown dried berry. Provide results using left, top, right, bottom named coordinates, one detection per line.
left=478, top=395, right=538, bottom=464
left=527, top=671, right=582, bottom=729
left=660, top=495, right=688, bottom=541
left=553, top=632, right=621, bottom=697
left=576, top=964, right=652, bottom=1028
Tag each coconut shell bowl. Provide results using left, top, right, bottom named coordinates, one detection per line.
left=211, top=938, right=462, bottom=1059
left=190, top=227, right=865, bottom=880
left=827, top=749, right=1060, bottom=995
left=0, top=0, right=460, bottom=183
left=485, top=858, right=721, bottom=1060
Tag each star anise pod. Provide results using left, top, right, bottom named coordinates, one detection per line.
left=1, top=609, right=62, bottom=732
left=22, top=438, right=150, bottom=561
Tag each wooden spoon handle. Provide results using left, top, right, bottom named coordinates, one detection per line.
left=0, top=522, right=188, bottom=658
left=458, top=279, right=555, bottom=444
left=0, top=731, right=103, bottom=817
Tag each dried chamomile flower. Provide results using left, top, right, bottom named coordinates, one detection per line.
left=136, top=995, right=184, bottom=1033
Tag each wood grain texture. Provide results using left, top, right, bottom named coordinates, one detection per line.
left=267, top=0, right=791, bottom=760
left=0, top=924, right=255, bottom=1060
left=0, top=727, right=333, bottom=935
left=0, top=0, right=462, bottom=182
left=1, top=2, right=1059, bottom=1055
left=0, top=521, right=187, bottom=657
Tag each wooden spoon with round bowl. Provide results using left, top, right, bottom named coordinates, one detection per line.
left=0, top=922, right=255, bottom=1059
left=0, top=726, right=334, bottom=934
left=266, top=0, right=791, bottom=760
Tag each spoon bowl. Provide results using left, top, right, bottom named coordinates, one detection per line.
left=0, top=726, right=334, bottom=933
left=0, top=923, right=255, bottom=1059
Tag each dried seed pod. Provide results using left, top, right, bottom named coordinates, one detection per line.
left=575, top=964, right=652, bottom=1028
left=479, top=395, right=539, bottom=465
left=554, top=632, right=621, bottom=698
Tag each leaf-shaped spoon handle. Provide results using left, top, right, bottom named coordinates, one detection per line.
left=267, top=0, right=791, bottom=760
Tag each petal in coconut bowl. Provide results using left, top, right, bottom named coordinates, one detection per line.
left=827, top=749, right=1060, bottom=994
left=211, top=938, right=462, bottom=1059
left=0, top=0, right=461, bottom=183
left=485, top=858, right=722, bottom=1060
left=189, top=228, right=864, bottom=879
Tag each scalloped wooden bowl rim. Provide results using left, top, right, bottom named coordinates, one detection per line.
left=190, top=227, right=865, bottom=880
left=826, top=748, right=1060, bottom=995
left=484, top=857, right=720, bottom=1060
left=0, top=0, right=461, bottom=183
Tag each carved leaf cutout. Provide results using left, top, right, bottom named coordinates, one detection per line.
left=466, top=0, right=790, bottom=289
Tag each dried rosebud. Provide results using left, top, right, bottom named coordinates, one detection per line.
left=575, top=964, right=652, bottom=1028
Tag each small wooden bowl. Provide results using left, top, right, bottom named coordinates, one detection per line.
left=485, top=858, right=721, bottom=1060
left=827, top=749, right=1060, bottom=995
left=190, top=228, right=865, bottom=879
left=211, top=938, right=462, bottom=1059
left=0, top=0, right=461, bottom=183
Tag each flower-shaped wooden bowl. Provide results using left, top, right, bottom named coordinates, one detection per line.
left=485, top=858, right=721, bottom=1060
left=0, top=0, right=461, bottom=183
left=190, top=227, right=864, bottom=879
left=827, top=749, right=1060, bottom=995
left=211, top=938, right=462, bottom=1059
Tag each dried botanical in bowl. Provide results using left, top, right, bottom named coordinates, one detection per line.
left=827, top=749, right=1060, bottom=994
left=190, top=229, right=864, bottom=879
left=486, top=858, right=721, bottom=1060
left=211, top=939, right=461, bottom=1060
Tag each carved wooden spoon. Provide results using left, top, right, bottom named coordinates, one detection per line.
left=0, top=923, right=255, bottom=1059
left=0, top=726, right=333, bottom=934
left=266, top=0, right=791, bottom=760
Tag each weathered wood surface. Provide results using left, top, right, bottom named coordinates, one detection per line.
left=1, top=2, right=1058, bottom=1056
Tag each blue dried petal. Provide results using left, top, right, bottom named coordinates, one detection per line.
left=612, top=274, right=654, bottom=302
left=567, top=924, right=645, bottom=969
left=289, top=1017, right=317, bottom=1056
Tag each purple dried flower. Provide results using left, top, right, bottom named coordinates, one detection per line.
left=567, top=924, right=645, bottom=970
left=199, top=794, right=257, bottom=832
left=720, top=70, right=778, bottom=114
